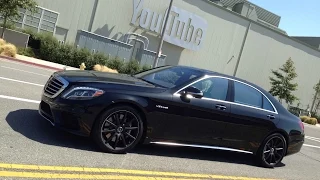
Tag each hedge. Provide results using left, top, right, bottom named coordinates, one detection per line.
left=18, top=29, right=151, bottom=74
left=311, top=112, right=320, bottom=124
left=300, top=116, right=318, bottom=125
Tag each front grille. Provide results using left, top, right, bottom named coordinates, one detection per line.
left=44, top=75, right=68, bottom=98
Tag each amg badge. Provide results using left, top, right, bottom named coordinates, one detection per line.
left=156, top=105, right=168, bottom=109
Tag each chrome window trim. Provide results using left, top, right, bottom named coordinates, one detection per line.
left=173, top=75, right=278, bottom=114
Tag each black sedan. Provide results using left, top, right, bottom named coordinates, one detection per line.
left=39, top=65, right=304, bottom=168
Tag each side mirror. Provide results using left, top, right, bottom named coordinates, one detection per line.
left=180, top=86, right=203, bottom=99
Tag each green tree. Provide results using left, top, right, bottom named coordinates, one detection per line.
left=0, top=0, right=37, bottom=38
left=311, top=81, right=320, bottom=114
left=269, top=57, right=298, bottom=105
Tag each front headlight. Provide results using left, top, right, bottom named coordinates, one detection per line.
left=62, top=87, right=105, bottom=100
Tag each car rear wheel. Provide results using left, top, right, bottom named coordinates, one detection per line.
left=92, top=106, right=144, bottom=154
left=257, top=133, right=287, bottom=168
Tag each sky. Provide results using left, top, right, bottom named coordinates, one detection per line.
left=248, top=0, right=319, bottom=37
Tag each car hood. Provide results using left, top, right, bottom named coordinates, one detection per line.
left=56, top=70, right=155, bottom=87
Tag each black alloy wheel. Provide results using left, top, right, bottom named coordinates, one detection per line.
left=257, top=133, right=286, bottom=168
left=92, top=106, right=144, bottom=154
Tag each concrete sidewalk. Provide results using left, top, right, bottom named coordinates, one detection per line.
left=0, top=54, right=79, bottom=71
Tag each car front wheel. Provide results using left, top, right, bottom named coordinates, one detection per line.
left=257, top=133, right=287, bottom=168
left=92, top=105, right=144, bottom=154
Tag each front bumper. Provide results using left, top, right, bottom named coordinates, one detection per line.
left=38, top=94, right=105, bottom=137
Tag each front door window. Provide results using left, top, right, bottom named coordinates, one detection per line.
left=192, top=77, right=229, bottom=101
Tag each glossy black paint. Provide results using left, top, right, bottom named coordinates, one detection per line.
left=39, top=66, right=304, bottom=156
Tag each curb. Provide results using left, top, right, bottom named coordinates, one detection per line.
left=0, top=55, right=64, bottom=71
left=303, top=122, right=320, bottom=127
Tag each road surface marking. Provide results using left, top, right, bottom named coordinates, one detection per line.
left=0, top=95, right=40, bottom=104
left=303, top=144, right=320, bottom=149
left=305, top=136, right=320, bottom=143
left=0, top=163, right=277, bottom=180
left=0, top=76, right=44, bottom=87
left=0, top=171, right=189, bottom=180
left=0, top=66, right=49, bottom=77
left=0, top=58, right=56, bottom=72
left=305, top=136, right=320, bottom=141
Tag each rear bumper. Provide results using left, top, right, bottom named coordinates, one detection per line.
left=286, top=134, right=304, bottom=156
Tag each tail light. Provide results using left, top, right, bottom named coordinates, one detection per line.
left=299, top=120, right=304, bottom=132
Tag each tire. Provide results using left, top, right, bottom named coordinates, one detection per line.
left=256, top=133, right=287, bottom=168
left=92, top=105, right=144, bottom=154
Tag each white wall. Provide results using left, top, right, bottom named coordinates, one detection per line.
left=35, top=0, right=95, bottom=43
left=35, top=0, right=320, bottom=109
left=91, top=0, right=248, bottom=75
left=237, top=23, right=320, bottom=108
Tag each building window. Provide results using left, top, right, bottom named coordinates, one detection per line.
left=0, top=6, right=59, bottom=35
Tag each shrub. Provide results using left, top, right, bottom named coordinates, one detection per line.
left=93, top=64, right=118, bottom=73
left=311, top=112, right=320, bottom=123
left=142, top=64, right=152, bottom=72
left=0, top=43, right=17, bottom=57
left=17, top=47, right=36, bottom=57
left=20, top=31, right=151, bottom=72
left=300, top=116, right=318, bottom=125
left=56, top=44, right=76, bottom=66
left=37, top=33, right=60, bottom=63
left=300, top=116, right=309, bottom=122
left=71, top=48, right=91, bottom=68
left=122, top=60, right=141, bottom=75
left=309, top=118, right=318, bottom=125
left=0, top=38, right=6, bottom=47
left=107, top=57, right=125, bottom=73
left=86, top=53, right=109, bottom=70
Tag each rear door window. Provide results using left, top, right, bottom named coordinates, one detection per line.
left=233, top=81, right=262, bottom=108
left=263, top=96, right=275, bottom=112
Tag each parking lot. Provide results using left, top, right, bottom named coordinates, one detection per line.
left=1, top=58, right=320, bottom=180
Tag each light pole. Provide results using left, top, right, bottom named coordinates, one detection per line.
left=153, top=0, right=174, bottom=68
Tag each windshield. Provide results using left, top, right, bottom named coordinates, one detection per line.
left=134, top=66, right=204, bottom=88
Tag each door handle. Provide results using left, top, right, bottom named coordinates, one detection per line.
left=267, top=115, right=275, bottom=119
left=215, top=104, right=226, bottom=110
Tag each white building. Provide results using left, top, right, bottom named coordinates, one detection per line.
left=15, top=0, right=320, bottom=110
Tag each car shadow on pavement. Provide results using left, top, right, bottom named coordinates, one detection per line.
left=6, top=109, right=285, bottom=168
left=6, top=109, right=97, bottom=152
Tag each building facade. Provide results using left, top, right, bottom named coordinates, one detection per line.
left=292, top=36, right=320, bottom=50
left=27, top=0, right=320, bottom=110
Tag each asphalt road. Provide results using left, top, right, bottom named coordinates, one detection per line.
left=1, top=58, right=320, bottom=180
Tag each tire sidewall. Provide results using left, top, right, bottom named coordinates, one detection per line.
left=257, top=133, right=287, bottom=168
left=92, top=105, right=144, bottom=154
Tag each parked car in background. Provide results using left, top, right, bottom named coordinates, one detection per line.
left=39, top=65, right=304, bottom=168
